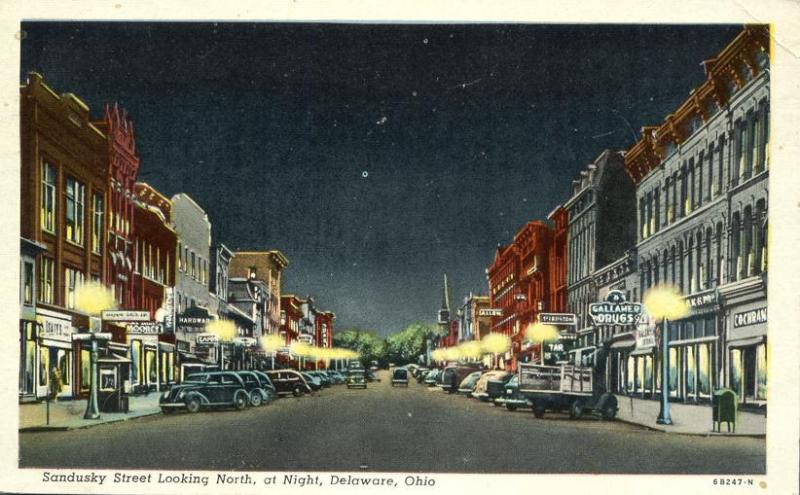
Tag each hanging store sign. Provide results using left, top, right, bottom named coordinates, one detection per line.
left=635, top=324, right=656, bottom=349
left=162, top=288, right=175, bottom=332
left=39, top=313, right=73, bottom=342
left=234, top=337, right=257, bottom=347
left=196, top=333, right=219, bottom=345
left=733, top=307, right=767, bottom=328
left=102, top=310, right=150, bottom=322
left=478, top=308, right=504, bottom=317
left=589, top=290, right=643, bottom=326
left=127, top=323, right=163, bottom=335
left=539, top=313, right=577, bottom=325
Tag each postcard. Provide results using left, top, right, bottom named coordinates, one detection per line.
left=1, top=1, right=798, bottom=494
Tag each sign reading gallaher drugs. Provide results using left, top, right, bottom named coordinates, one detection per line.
left=589, top=290, right=643, bottom=325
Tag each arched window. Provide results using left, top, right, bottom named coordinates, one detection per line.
left=716, top=222, right=724, bottom=285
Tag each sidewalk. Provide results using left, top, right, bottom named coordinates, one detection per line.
left=615, top=394, right=766, bottom=437
left=19, top=393, right=162, bottom=432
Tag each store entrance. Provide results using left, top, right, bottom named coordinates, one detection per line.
left=743, top=347, right=756, bottom=402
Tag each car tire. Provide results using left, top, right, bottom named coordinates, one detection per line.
left=569, top=399, right=584, bottom=420
left=234, top=391, right=248, bottom=411
left=250, top=392, right=263, bottom=407
left=506, top=404, right=517, bottom=412
left=185, top=396, right=201, bottom=414
left=292, top=386, right=303, bottom=397
left=601, top=403, right=617, bottom=420
left=161, top=407, right=173, bottom=414
left=532, top=402, right=546, bottom=418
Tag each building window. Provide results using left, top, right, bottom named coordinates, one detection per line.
left=743, top=205, right=754, bottom=277
left=707, top=146, right=715, bottom=199
left=64, top=267, right=84, bottom=309
left=92, top=194, right=103, bottom=254
left=177, top=242, right=183, bottom=272
left=65, top=177, right=85, bottom=245
left=22, top=261, right=34, bottom=304
left=731, top=212, right=741, bottom=282
left=38, top=257, right=54, bottom=304
left=736, top=120, right=747, bottom=183
left=41, top=161, right=57, bottom=233
left=191, top=252, right=196, bottom=279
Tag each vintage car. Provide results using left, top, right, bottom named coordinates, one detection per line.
left=346, top=370, right=367, bottom=389
left=302, top=372, right=324, bottom=391
left=492, top=375, right=531, bottom=411
left=265, top=369, right=312, bottom=396
left=160, top=371, right=250, bottom=413
left=440, top=364, right=483, bottom=393
left=310, top=371, right=332, bottom=387
left=423, top=369, right=441, bottom=386
left=326, top=370, right=346, bottom=384
left=472, top=370, right=512, bottom=401
left=457, top=371, right=483, bottom=395
left=235, top=370, right=275, bottom=406
left=391, top=368, right=409, bottom=387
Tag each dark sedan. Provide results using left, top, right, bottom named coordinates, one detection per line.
left=265, top=370, right=312, bottom=396
left=160, top=371, right=250, bottom=413
left=235, top=370, right=276, bottom=406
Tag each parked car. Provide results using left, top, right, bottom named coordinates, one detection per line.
left=160, top=371, right=250, bottom=413
left=440, top=364, right=483, bottom=393
left=472, top=370, right=512, bottom=401
left=265, top=369, right=312, bottom=396
left=234, top=370, right=275, bottom=406
left=423, top=369, right=441, bottom=386
left=457, top=371, right=483, bottom=395
left=346, top=369, right=367, bottom=389
left=391, top=368, right=409, bottom=387
left=365, top=369, right=380, bottom=382
left=312, top=371, right=332, bottom=387
left=327, top=370, right=346, bottom=384
left=413, top=367, right=429, bottom=379
left=302, top=372, right=324, bottom=391
left=493, top=375, right=530, bottom=411
left=252, top=370, right=279, bottom=398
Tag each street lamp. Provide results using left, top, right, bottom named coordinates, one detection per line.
left=73, top=282, right=116, bottom=420
left=526, top=323, right=559, bottom=365
left=206, top=319, right=236, bottom=371
left=480, top=333, right=511, bottom=370
left=643, top=285, right=689, bottom=426
left=261, top=333, right=284, bottom=370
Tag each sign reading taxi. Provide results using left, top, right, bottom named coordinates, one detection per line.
left=589, top=290, right=643, bottom=326
left=102, top=310, right=150, bottom=322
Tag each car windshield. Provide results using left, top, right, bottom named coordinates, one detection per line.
left=185, top=374, right=208, bottom=383
left=507, top=375, right=519, bottom=387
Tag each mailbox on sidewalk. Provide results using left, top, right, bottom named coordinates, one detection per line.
left=712, top=388, right=737, bottom=432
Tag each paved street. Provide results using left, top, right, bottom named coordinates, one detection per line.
left=20, top=370, right=764, bottom=474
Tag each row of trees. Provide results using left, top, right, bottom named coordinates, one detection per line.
left=332, top=322, right=444, bottom=368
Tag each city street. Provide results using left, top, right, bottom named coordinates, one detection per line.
left=20, top=370, right=765, bottom=474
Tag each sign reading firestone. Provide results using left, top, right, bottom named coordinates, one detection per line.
left=589, top=290, right=643, bottom=326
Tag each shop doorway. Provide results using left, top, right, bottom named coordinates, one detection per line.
left=743, top=347, right=756, bottom=402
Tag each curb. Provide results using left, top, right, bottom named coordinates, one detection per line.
left=19, top=410, right=162, bottom=433
left=614, top=417, right=766, bottom=438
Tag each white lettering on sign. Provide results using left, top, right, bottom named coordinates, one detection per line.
left=163, top=288, right=175, bottom=331
left=127, top=323, right=163, bottom=335
left=102, top=310, right=150, bottom=322
left=40, top=316, right=73, bottom=342
left=733, top=307, right=767, bottom=328
left=539, top=313, right=577, bottom=325
left=636, top=324, right=656, bottom=349
left=589, top=290, right=642, bottom=327
left=196, top=333, right=219, bottom=345
left=478, top=308, right=503, bottom=317
left=686, top=291, right=717, bottom=309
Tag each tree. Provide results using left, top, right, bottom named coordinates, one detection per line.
left=384, top=322, right=442, bottom=365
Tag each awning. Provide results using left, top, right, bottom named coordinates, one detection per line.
left=610, top=339, right=636, bottom=350
left=728, top=336, right=766, bottom=348
left=630, top=347, right=655, bottom=357
left=98, top=353, right=132, bottom=364
left=178, top=351, right=204, bottom=363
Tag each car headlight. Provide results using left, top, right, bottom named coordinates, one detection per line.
left=177, top=390, right=186, bottom=399
left=161, top=391, right=170, bottom=399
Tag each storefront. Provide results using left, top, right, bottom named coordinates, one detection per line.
left=722, top=284, right=767, bottom=407
left=31, top=308, right=76, bottom=400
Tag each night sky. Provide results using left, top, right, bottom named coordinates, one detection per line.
left=20, top=22, right=740, bottom=335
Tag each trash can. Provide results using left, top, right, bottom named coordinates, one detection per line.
left=712, top=388, right=737, bottom=432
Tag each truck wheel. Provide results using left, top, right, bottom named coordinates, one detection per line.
left=601, top=402, right=617, bottom=420
left=506, top=404, right=517, bottom=412
left=569, top=399, right=584, bottom=420
left=532, top=402, right=546, bottom=418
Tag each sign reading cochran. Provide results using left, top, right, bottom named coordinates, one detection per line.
left=733, top=307, right=767, bottom=328
left=589, top=290, right=643, bottom=326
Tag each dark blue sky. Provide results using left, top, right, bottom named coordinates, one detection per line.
left=21, top=22, right=740, bottom=335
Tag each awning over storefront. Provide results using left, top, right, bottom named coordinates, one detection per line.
left=630, top=346, right=655, bottom=357
left=98, top=353, right=132, bottom=364
left=728, top=335, right=766, bottom=348
left=159, top=342, right=176, bottom=352
left=610, top=339, right=636, bottom=350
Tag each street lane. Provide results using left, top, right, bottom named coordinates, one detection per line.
left=20, top=370, right=764, bottom=473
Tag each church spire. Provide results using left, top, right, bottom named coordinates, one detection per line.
left=437, top=274, right=451, bottom=324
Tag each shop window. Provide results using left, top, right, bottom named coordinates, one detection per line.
left=756, top=344, right=767, bottom=401
left=65, top=177, right=85, bottom=246
left=729, top=348, right=742, bottom=397
left=64, top=267, right=84, bottom=310
left=643, top=355, right=653, bottom=394
left=80, top=348, right=91, bottom=391
left=147, top=349, right=157, bottom=384
left=668, top=347, right=679, bottom=398
left=57, top=349, right=70, bottom=386
left=686, top=346, right=696, bottom=397
left=41, top=161, right=57, bottom=234
left=698, top=344, right=711, bottom=397
left=39, top=347, right=49, bottom=387
left=131, top=340, right=142, bottom=385
left=634, top=357, right=643, bottom=393
left=626, top=355, right=635, bottom=393
left=23, top=261, right=34, bottom=304
left=22, top=323, right=36, bottom=395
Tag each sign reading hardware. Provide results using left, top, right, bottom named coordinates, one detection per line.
left=196, top=333, right=219, bottom=345
left=539, top=313, right=577, bottom=325
left=102, top=310, right=150, bottom=322
left=733, top=307, right=767, bottom=328
left=127, top=323, right=163, bottom=335
left=589, top=290, right=643, bottom=325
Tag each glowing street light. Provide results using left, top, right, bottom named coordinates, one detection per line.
left=643, top=284, right=689, bottom=426
left=526, top=323, right=560, bottom=365
left=73, top=282, right=116, bottom=420
left=480, top=333, right=511, bottom=369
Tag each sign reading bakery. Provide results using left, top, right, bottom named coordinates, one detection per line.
left=733, top=307, right=767, bottom=328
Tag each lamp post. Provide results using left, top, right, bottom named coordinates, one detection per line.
left=526, top=323, right=559, bottom=365
left=643, top=285, right=689, bottom=426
